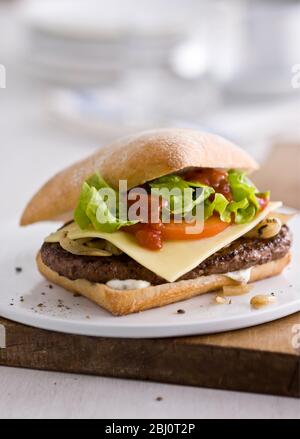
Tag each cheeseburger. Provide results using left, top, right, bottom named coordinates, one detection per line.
left=21, top=129, right=292, bottom=315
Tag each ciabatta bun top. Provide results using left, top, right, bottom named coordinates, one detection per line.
left=21, top=128, right=259, bottom=225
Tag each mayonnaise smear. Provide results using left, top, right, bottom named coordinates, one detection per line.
left=224, top=268, right=252, bottom=284
left=106, top=279, right=151, bottom=290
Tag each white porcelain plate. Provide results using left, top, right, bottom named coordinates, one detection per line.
left=0, top=210, right=299, bottom=338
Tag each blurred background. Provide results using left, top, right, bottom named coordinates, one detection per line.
left=0, top=0, right=299, bottom=219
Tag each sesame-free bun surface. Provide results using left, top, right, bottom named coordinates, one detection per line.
left=37, top=252, right=290, bottom=316
left=21, top=128, right=259, bottom=226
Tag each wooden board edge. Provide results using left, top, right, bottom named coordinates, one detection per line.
left=0, top=317, right=299, bottom=398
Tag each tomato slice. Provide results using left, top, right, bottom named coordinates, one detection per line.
left=162, top=216, right=230, bottom=241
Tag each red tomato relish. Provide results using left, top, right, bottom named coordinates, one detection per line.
left=184, top=168, right=233, bottom=201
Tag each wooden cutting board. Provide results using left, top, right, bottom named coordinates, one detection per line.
left=0, top=142, right=299, bottom=397
left=0, top=313, right=299, bottom=397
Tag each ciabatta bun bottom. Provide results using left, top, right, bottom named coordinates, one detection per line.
left=37, top=252, right=291, bottom=316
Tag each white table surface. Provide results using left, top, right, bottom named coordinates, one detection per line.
left=0, top=2, right=299, bottom=419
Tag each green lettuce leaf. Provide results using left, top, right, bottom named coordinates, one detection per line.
left=74, top=170, right=269, bottom=233
left=149, top=172, right=267, bottom=224
left=235, top=203, right=256, bottom=223
left=226, top=198, right=252, bottom=223
left=86, top=173, right=110, bottom=191
left=74, top=182, right=94, bottom=229
left=150, top=175, right=214, bottom=216
left=228, top=170, right=259, bottom=209
left=226, top=170, right=268, bottom=223
left=149, top=175, right=190, bottom=191
left=204, top=193, right=230, bottom=222
left=74, top=173, right=135, bottom=232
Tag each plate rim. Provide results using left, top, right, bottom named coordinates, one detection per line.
left=0, top=299, right=299, bottom=338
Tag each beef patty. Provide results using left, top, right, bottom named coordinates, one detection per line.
left=40, top=225, right=292, bottom=285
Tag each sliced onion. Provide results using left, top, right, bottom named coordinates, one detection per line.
left=45, top=229, right=67, bottom=243
left=245, top=217, right=282, bottom=239
left=86, top=240, right=123, bottom=256
left=60, top=237, right=112, bottom=257
left=45, top=225, right=123, bottom=256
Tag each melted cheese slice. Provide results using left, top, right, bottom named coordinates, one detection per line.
left=48, top=202, right=282, bottom=282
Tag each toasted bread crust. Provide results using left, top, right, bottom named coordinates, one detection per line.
left=21, top=128, right=258, bottom=225
left=36, top=252, right=290, bottom=316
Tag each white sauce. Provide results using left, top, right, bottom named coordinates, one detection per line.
left=106, top=279, right=151, bottom=290
left=224, top=268, right=252, bottom=284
